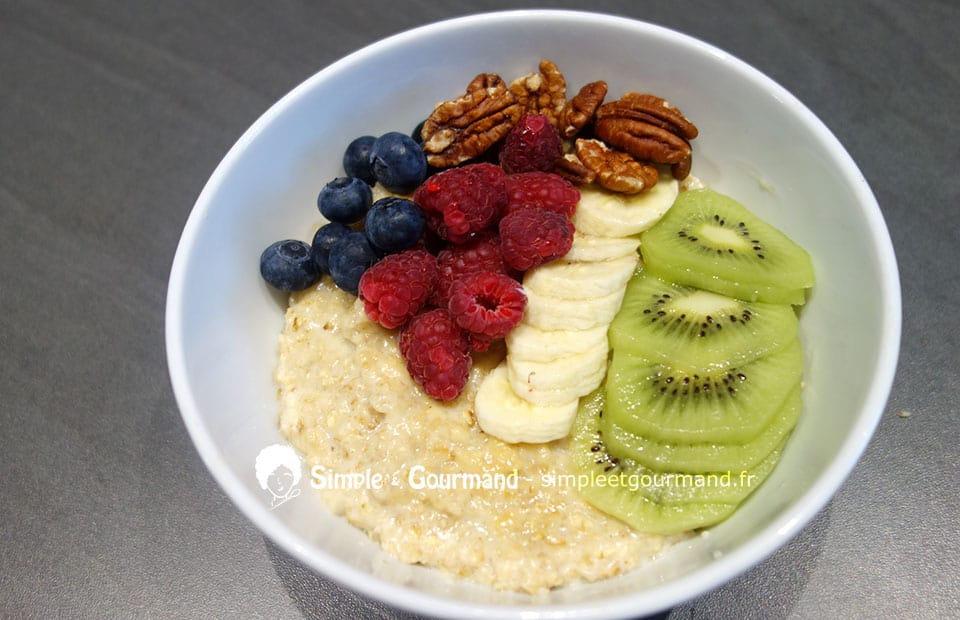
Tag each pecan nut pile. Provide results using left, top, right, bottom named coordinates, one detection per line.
left=420, top=74, right=522, bottom=168
left=419, top=59, right=699, bottom=193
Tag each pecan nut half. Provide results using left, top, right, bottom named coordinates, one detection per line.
left=508, top=59, right=566, bottom=126
left=553, top=152, right=597, bottom=186
left=671, top=154, right=692, bottom=181
left=595, top=93, right=698, bottom=166
left=576, top=138, right=659, bottom=194
left=421, top=73, right=522, bottom=168
left=607, top=93, right=698, bottom=140
left=558, top=80, right=607, bottom=139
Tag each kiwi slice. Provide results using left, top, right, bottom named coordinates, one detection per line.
left=640, top=189, right=814, bottom=305
left=608, top=269, right=799, bottom=372
left=601, top=382, right=802, bottom=473
left=571, top=388, right=785, bottom=534
left=605, top=339, right=803, bottom=444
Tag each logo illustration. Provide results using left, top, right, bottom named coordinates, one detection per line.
left=254, top=444, right=302, bottom=509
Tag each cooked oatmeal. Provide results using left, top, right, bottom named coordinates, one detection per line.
left=275, top=277, right=669, bottom=593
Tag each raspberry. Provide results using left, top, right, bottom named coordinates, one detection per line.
left=399, top=308, right=471, bottom=401
left=466, top=332, right=495, bottom=353
left=499, top=207, right=575, bottom=272
left=448, top=272, right=527, bottom=339
left=358, top=249, right=437, bottom=329
left=504, top=172, right=580, bottom=218
left=432, top=233, right=511, bottom=307
left=412, top=163, right=507, bottom=244
left=498, top=114, right=563, bottom=174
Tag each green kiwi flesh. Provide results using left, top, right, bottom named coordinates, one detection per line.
left=604, top=339, right=803, bottom=444
left=571, top=388, right=786, bottom=533
left=600, top=382, right=802, bottom=473
left=608, top=269, right=799, bottom=372
left=640, top=189, right=814, bottom=305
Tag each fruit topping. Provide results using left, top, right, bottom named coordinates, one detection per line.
left=432, top=233, right=511, bottom=307
left=369, top=131, right=428, bottom=193
left=604, top=339, right=803, bottom=445
left=498, top=113, right=563, bottom=174
left=310, top=222, right=352, bottom=274
left=447, top=271, right=526, bottom=339
left=639, top=188, right=814, bottom=305
left=358, top=248, right=437, bottom=329
left=602, top=383, right=802, bottom=474
left=399, top=308, right=471, bottom=401
left=412, top=162, right=507, bottom=244
left=259, top=239, right=321, bottom=291
left=569, top=388, right=785, bottom=535
left=474, top=363, right=579, bottom=444
left=564, top=182, right=814, bottom=533
left=342, top=135, right=377, bottom=186
left=327, top=231, right=379, bottom=295
left=499, top=207, right=574, bottom=271
left=503, top=171, right=580, bottom=218
left=608, top=270, right=799, bottom=372
left=523, top=254, right=637, bottom=300
left=364, top=197, right=426, bottom=253
left=572, top=178, right=678, bottom=237
left=317, top=176, right=372, bottom=224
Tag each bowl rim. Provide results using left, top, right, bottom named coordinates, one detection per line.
left=165, top=9, right=901, bottom=619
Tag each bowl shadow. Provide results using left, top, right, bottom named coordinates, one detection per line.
left=266, top=538, right=433, bottom=620
left=664, top=506, right=829, bottom=619
left=265, top=503, right=827, bottom=619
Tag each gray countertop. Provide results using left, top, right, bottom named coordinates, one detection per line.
left=2, top=1, right=958, bottom=618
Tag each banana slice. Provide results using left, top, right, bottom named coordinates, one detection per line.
left=565, top=233, right=641, bottom=262
left=505, top=322, right=608, bottom=363
left=523, top=254, right=638, bottom=300
left=507, top=337, right=608, bottom=401
left=523, top=285, right=627, bottom=331
left=474, top=363, right=579, bottom=444
left=572, top=175, right=679, bottom=237
left=507, top=351, right=608, bottom=405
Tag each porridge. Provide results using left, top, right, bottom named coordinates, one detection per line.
left=276, top=279, right=670, bottom=593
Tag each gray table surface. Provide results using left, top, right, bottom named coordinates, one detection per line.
left=2, top=1, right=958, bottom=618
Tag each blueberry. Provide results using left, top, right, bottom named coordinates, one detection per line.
left=365, top=197, right=425, bottom=253
left=369, top=131, right=427, bottom=194
left=342, top=135, right=377, bottom=185
left=411, top=120, right=426, bottom=145
left=328, top=231, right=378, bottom=295
left=317, top=176, right=372, bottom=224
left=259, top=239, right=320, bottom=291
left=311, top=222, right=352, bottom=273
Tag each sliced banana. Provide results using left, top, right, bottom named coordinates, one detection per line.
left=523, top=253, right=638, bottom=300
left=477, top=179, right=680, bottom=444
left=505, top=323, right=608, bottom=363
left=572, top=175, right=679, bottom=237
left=507, top=353, right=608, bottom=405
left=565, top=233, right=640, bottom=262
left=474, top=363, right=579, bottom=444
left=507, top=337, right=608, bottom=400
left=523, top=285, right=627, bottom=331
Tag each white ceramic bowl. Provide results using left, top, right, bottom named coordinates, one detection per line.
left=166, top=10, right=900, bottom=619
